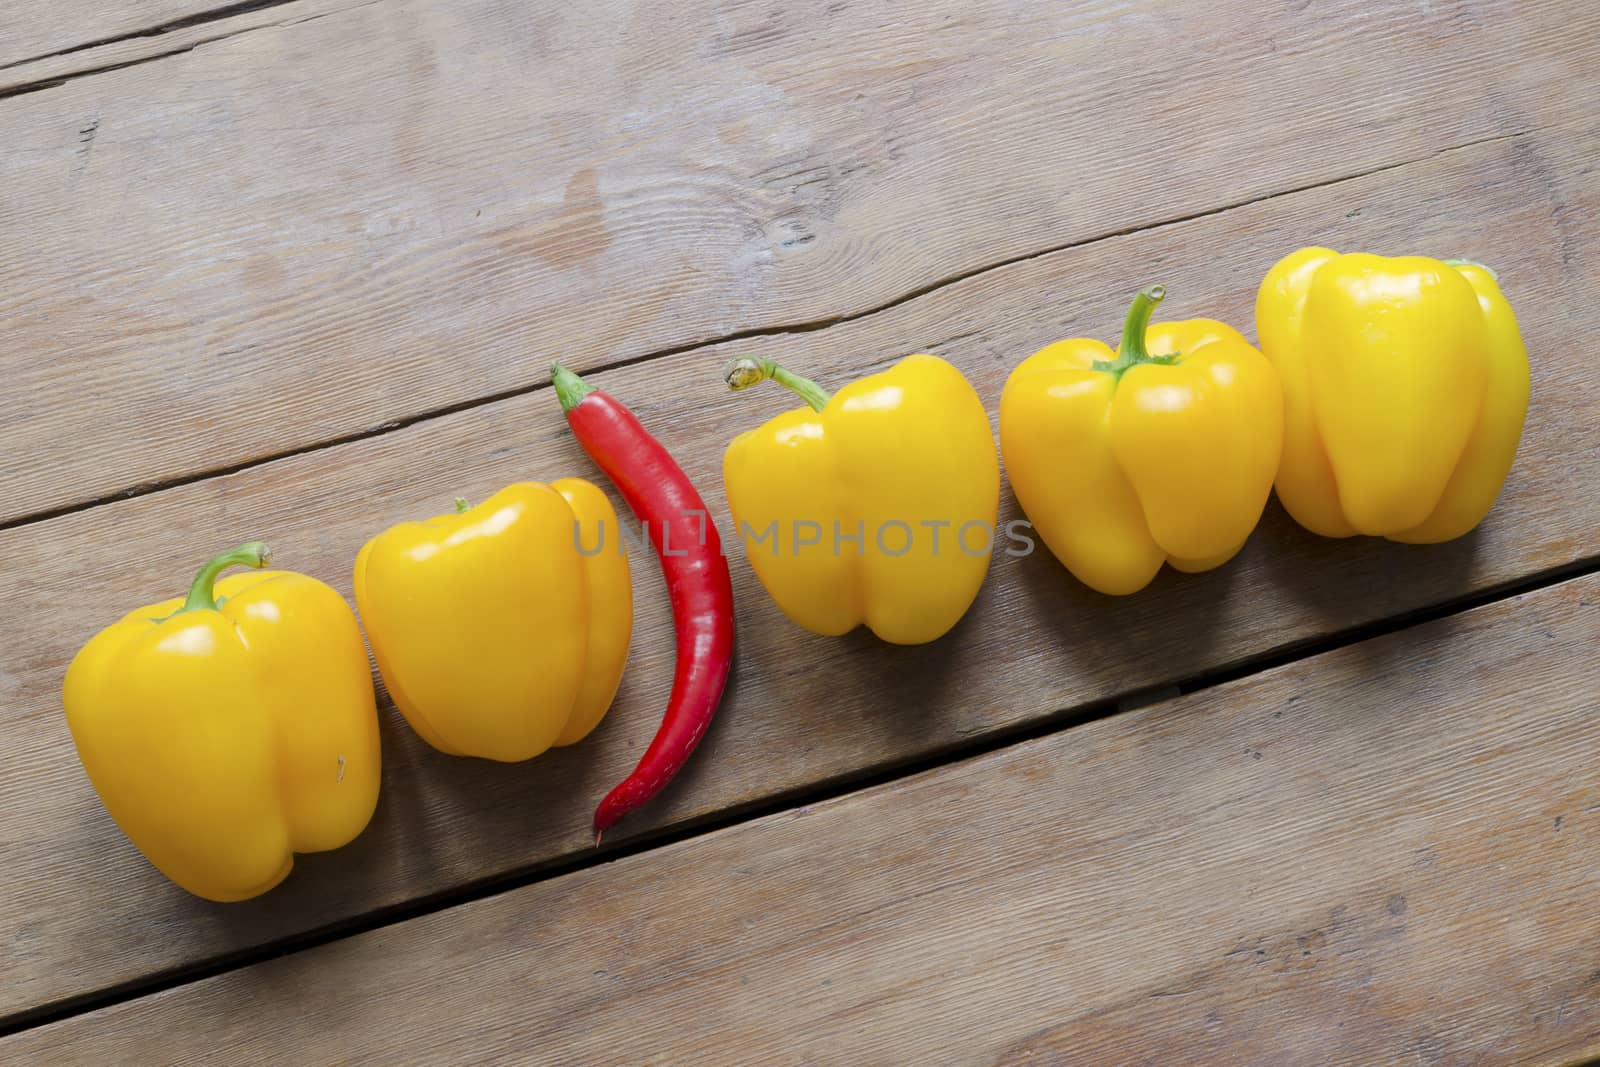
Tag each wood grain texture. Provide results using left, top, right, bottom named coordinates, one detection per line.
left=0, top=1, right=247, bottom=71
left=0, top=0, right=380, bottom=91
left=3, top=0, right=1598, bottom=521
left=10, top=575, right=1598, bottom=1065
left=1, top=126, right=1596, bottom=1022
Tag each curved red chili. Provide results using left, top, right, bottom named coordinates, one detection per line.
left=551, top=364, right=735, bottom=842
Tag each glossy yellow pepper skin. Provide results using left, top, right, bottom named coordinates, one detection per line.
left=722, top=353, right=1000, bottom=645
left=1001, top=286, right=1283, bottom=596
left=63, top=543, right=381, bottom=902
left=1256, top=248, right=1529, bottom=541
left=355, top=479, right=631, bottom=761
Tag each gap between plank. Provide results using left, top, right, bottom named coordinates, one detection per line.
left=0, top=126, right=1536, bottom=535
left=2, top=550, right=1594, bottom=1039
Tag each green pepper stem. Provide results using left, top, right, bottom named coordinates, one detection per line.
left=723, top=357, right=831, bottom=413
left=1119, top=285, right=1164, bottom=362
left=454, top=497, right=472, bottom=514
left=180, top=542, right=271, bottom=614
left=1091, top=285, right=1182, bottom=380
left=550, top=363, right=595, bottom=414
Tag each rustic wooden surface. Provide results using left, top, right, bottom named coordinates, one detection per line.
left=9, top=578, right=1598, bottom=1065
left=0, top=1, right=232, bottom=71
left=2, top=0, right=1598, bottom=1062
left=3, top=125, right=1597, bottom=1024
left=0, top=0, right=379, bottom=92
left=3, top=0, right=1597, bottom=522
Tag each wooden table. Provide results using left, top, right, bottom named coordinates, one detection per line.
left=2, top=1, right=1598, bottom=1062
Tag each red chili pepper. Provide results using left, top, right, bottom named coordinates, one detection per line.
left=551, top=364, right=735, bottom=842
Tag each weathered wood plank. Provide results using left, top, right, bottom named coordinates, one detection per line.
left=2, top=0, right=1597, bottom=521
left=9, top=575, right=1598, bottom=1064
left=0, top=2, right=245, bottom=71
left=0, top=0, right=379, bottom=88
left=0, top=127, right=1594, bottom=1022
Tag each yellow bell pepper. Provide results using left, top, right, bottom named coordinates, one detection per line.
left=1256, top=248, right=1529, bottom=541
left=721, top=353, right=999, bottom=645
left=62, top=543, right=381, bottom=902
left=355, top=479, right=631, bottom=761
left=1001, top=286, right=1283, bottom=596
